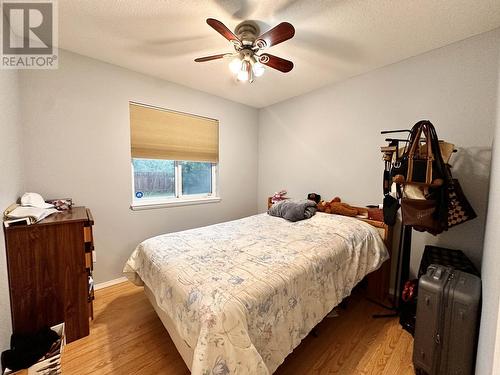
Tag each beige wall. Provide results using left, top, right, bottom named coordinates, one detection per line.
left=258, top=28, right=500, bottom=276
left=19, top=50, right=260, bottom=285
left=0, top=70, right=24, bottom=350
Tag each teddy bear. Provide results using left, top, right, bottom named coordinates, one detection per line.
left=316, top=197, right=361, bottom=217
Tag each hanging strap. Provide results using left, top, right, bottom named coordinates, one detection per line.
left=423, top=123, right=435, bottom=184
left=406, top=125, right=422, bottom=183
left=406, top=122, right=435, bottom=185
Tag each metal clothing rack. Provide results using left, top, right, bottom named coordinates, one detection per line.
left=372, top=128, right=457, bottom=318
left=371, top=129, right=414, bottom=318
left=371, top=224, right=413, bottom=318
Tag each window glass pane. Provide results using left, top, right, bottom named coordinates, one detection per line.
left=132, top=158, right=175, bottom=199
left=181, top=162, right=212, bottom=195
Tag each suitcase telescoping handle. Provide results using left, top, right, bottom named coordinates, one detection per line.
left=432, top=266, right=443, bottom=280
left=430, top=264, right=454, bottom=282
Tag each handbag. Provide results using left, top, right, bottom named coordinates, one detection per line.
left=447, top=179, right=477, bottom=228
left=394, top=121, right=451, bottom=234
left=391, top=121, right=476, bottom=232
left=391, top=121, right=448, bottom=187
left=383, top=194, right=400, bottom=225
left=401, top=198, right=443, bottom=234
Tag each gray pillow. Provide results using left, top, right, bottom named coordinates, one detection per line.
left=267, top=199, right=317, bottom=222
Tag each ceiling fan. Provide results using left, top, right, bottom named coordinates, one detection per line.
left=194, top=18, right=295, bottom=83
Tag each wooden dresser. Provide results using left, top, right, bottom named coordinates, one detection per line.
left=4, top=207, right=95, bottom=343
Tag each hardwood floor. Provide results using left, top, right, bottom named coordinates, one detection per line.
left=58, top=281, right=414, bottom=374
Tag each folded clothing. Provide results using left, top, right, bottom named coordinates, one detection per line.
left=5, top=205, right=58, bottom=224
left=268, top=199, right=317, bottom=222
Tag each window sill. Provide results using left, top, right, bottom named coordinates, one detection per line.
left=130, top=197, right=221, bottom=211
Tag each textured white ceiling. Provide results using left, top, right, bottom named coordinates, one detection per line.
left=58, top=0, right=500, bottom=108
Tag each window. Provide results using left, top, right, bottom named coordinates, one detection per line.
left=132, top=159, right=176, bottom=199
left=180, top=161, right=213, bottom=195
left=129, top=102, right=220, bottom=209
left=132, top=159, right=217, bottom=201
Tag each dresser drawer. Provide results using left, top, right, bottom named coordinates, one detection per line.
left=85, top=251, right=92, bottom=269
left=83, top=226, right=93, bottom=243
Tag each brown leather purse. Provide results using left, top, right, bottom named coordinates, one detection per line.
left=397, top=121, right=449, bottom=234
left=393, top=121, right=442, bottom=186
left=401, top=197, right=442, bottom=234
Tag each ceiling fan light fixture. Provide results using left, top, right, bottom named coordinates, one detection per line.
left=236, top=70, right=249, bottom=82
left=195, top=18, right=295, bottom=82
left=237, top=60, right=251, bottom=82
left=229, top=57, right=243, bottom=74
left=252, top=62, right=265, bottom=77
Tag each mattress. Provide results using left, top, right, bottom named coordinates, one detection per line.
left=124, top=212, right=389, bottom=374
left=144, top=285, right=194, bottom=370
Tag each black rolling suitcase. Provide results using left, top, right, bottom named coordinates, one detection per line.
left=413, top=265, right=481, bottom=375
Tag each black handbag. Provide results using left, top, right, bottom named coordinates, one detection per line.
left=389, top=121, right=476, bottom=233
left=383, top=194, right=400, bottom=225
left=393, top=121, right=451, bottom=234
left=391, top=121, right=446, bottom=186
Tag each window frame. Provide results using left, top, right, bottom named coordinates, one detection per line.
left=130, top=159, right=220, bottom=210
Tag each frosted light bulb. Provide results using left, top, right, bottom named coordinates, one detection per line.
left=252, top=62, right=265, bottom=77
left=237, top=69, right=249, bottom=81
left=229, top=58, right=242, bottom=74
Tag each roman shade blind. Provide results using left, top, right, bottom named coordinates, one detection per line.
left=130, top=103, right=219, bottom=162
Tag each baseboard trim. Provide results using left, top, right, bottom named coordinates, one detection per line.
left=95, top=276, right=128, bottom=290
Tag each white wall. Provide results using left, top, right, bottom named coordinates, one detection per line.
left=258, top=28, right=500, bottom=275
left=19, top=50, right=259, bottom=284
left=476, top=47, right=500, bottom=375
left=0, top=70, right=24, bottom=351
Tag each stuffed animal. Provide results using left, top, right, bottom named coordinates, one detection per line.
left=271, top=190, right=288, bottom=204
left=317, top=197, right=361, bottom=217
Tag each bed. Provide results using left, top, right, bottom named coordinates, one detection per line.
left=123, top=212, right=389, bottom=374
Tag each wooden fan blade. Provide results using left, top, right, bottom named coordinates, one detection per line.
left=206, top=18, right=240, bottom=43
left=194, top=53, right=229, bottom=62
left=259, top=53, right=294, bottom=73
left=255, top=22, right=295, bottom=49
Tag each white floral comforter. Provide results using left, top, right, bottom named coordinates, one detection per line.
left=123, top=213, right=389, bottom=375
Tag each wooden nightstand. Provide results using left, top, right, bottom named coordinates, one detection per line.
left=3, top=207, right=95, bottom=343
